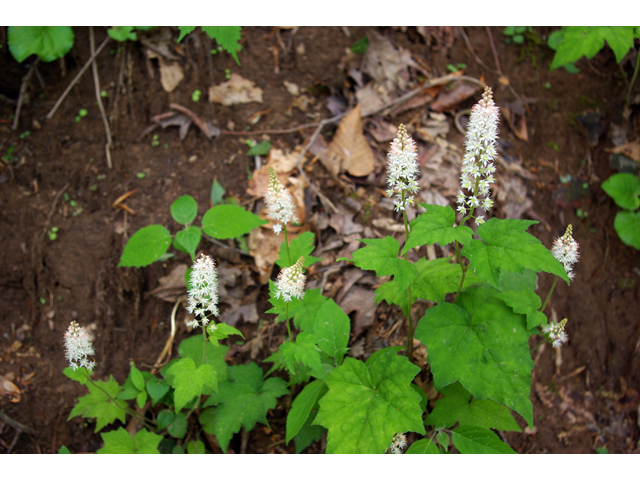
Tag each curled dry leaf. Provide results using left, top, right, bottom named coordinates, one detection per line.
left=1, top=372, right=21, bottom=403
left=362, top=30, right=416, bottom=92
left=151, top=264, right=188, bottom=302
left=502, top=107, right=529, bottom=141
left=607, top=138, right=640, bottom=162
left=158, top=58, right=184, bottom=93
left=209, top=74, right=263, bottom=106
left=431, top=79, right=479, bottom=112
left=324, top=104, right=374, bottom=177
left=248, top=228, right=301, bottom=284
left=366, top=117, right=398, bottom=143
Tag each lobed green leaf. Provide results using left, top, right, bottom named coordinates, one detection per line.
left=97, top=427, right=162, bottom=454
left=495, top=287, right=546, bottom=330
left=68, top=376, right=127, bottom=432
left=402, top=204, right=474, bottom=254
left=8, top=26, right=74, bottom=63
left=451, top=426, right=515, bottom=454
left=276, top=231, right=321, bottom=269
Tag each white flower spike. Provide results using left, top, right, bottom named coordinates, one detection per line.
left=64, top=321, right=96, bottom=372
left=457, top=86, right=499, bottom=225
left=275, top=256, right=306, bottom=302
left=386, top=433, right=407, bottom=454
left=552, top=225, right=579, bottom=282
left=264, top=167, right=298, bottom=233
left=386, top=124, right=420, bottom=212
left=186, top=254, right=219, bottom=328
left=542, top=318, right=568, bottom=348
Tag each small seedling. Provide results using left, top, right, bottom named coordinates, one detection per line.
left=350, top=36, right=369, bottom=54
left=100, top=90, right=109, bottom=98
left=225, top=69, right=231, bottom=80
left=151, top=134, right=160, bottom=147
left=63, top=193, right=70, bottom=202
left=547, top=141, right=559, bottom=152
left=19, top=130, right=30, bottom=139
left=503, top=26, right=532, bottom=44
left=163, top=143, right=169, bottom=150
left=48, top=226, right=59, bottom=241
left=75, top=108, right=88, bottom=123
left=210, top=48, right=218, bottom=55
left=2, top=145, right=16, bottom=162
left=191, top=90, right=201, bottom=102
left=576, top=208, right=589, bottom=219
left=543, top=82, right=552, bottom=90
left=446, top=63, right=467, bottom=73
left=39, top=297, right=46, bottom=305
left=96, top=174, right=106, bottom=181
left=137, top=172, right=146, bottom=179
left=89, top=184, right=97, bottom=191
left=70, top=200, right=77, bottom=207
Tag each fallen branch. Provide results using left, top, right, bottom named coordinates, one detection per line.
left=12, top=59, right=40, bottom=131
left=46, top=36, right=110, bottom=121
left=90, top=27, right=113, bottom=169
left=169, top=103, right=214, bottom=140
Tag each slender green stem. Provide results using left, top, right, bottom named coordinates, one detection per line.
left=283, top=224, right=292, bottom=266
left=530, top=339, right=547, bottom=354
left=401, top=191, right=415, bottom=361
left=540, top=276, right=559, bottom=312
left=627, top=44, right=640, bottom=106
left=202, top=323, right=209, bottom=365
left=87, top=376, right=156, bottom=431
left=285, top=302, right=292, bottom=341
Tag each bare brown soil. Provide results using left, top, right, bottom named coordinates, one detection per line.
left=0, top=26, right=638, bottom=454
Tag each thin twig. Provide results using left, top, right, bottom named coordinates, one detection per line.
left=485, top=26, right=502, bottom=74
left=41, top=182, right=70, bottom=237
left=205, top=235, right=253, bottom=256
left=46, top=36, right=110, bottom=121
left=12, top=59, right=40, bottom=131
left=169, top=103, right=212, bottom=140
left=90, top=27, right=113, bottom=169
left=0, top=411, right=36, bottom=435
left=460, top=27, right=501, bottom=75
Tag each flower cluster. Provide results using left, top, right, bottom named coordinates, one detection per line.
left=275, top=256, right=306, bottom=302
left=386, top=124, right=420, bottom=212
left=551, top=225, right=579, bottom=282
left=456, top=86, right=499, bottom=225
left=542, top=318, right=568, bottom=348
left=186, top=254, right=219, bottom=328
left=264, top=167, right=298, bottom=234
left=386, top=433, right=407, bottom=454
left=64, top=321, right=96, bottom=372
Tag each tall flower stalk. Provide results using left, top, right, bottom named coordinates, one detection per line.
left=275, top=256, right=306, bottom=341
left=186, top=254, right=220, bottom=364
left=264, top=167, right=298, bottom=265
left=386, top=124, right=419, bottom=359
left=540, top=225, right=579, bottom=312
left=454, top=87, right=499, bottom=300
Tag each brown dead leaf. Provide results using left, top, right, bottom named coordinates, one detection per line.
left=366, top=118, right=397, bottom=143
left=1, top=372, right=21, bottom=403
left=221, top=304, right=258, bottom=327
left=431, top=80, right=480, bottom=112
left=607, top=138, right=640, bottom=162
left=158, top=58, right=184, bottom=93
left=248, top=228, right=288, bottom=284
left=209, top=74, right=263, bottom=106
left=340, top=286, right=376, bottom=339
left=355, top=84, right=387, bottom=117
left=150, top=264, right=187, bottom=302
left=502, top=107, right=529, bottom=141
left=363, top=30, right=416, bottom=92
left=324, top=105, right=374, bottom=177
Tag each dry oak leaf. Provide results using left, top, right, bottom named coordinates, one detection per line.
left=607, top=138, right=640, bottom=162
left=158, top=58, right=184, bottom=93
left=1, top=372, right=21, bottom=403
left=209, top=74, right=263, bottom=106
left=324, top=104, right=374, bottom=177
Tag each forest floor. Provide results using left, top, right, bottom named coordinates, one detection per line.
left=0, top=26, right=639, bottom=454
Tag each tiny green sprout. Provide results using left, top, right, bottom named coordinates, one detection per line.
left=582, top=182, right=589, bottom=189
left=2, top=145, right=16, bottom=162
left=576, top=208, right=589, bottom=219
left=192, top=90, right=202, bottom=102
left=89, top=184, right=97, bottom=191
left=137, top=172, right=146, bottom=179
left=48, top=226, right=59, bottom=241
left=72, top=208, right=83, bottom=217
left=19, top=130, right=30, bottom=139
left=58, top=295, right=63, bottom=302
left=596, top=447, right=609, bottom=454
left=447, top=63, right=458, bottom=73
left=97, top=174, right=106, bottom=181
left=100, top=90, right=109, bottom=98
left=63, top=193, right=70, bottom=202
left=589, top=227, right=596, bottom=233
left=547, top=141, right=559, bottom=152
left=151, top=134, right=160, bottom=147
left=70, top=200, right=77, bottom=207
left=210, top=48, right=218, bottom=55
left=544, top=82, right=552, bottom=90
left=225, top=69, right=231, bottom=80
left=89, top=157, right=94, bottom=163
left=163, top=143, right=169, bottom=150
left=74, top=116, right=81, bottom=123
left=40, top=297, right=46, bottom=305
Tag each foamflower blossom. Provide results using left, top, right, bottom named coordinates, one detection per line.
left=186, top=254, right=219, bottom=328
left=542, top=318, right=568, bottom=348
left=275, top=256, right=306, bottom=302
left=386, top=433, right=407, bottom=454
left=456, top=87, right=499, bottom=225
left=386, top=124, right=420, bottom=212
left=64, top=321, right=96, bottom=372
left=551, top=225, right=579, bottom=282
left=264, top=167, right=298, bottom=233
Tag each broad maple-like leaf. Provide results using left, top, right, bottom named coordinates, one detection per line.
left=202, top=363, right=288, bottom=452
left=97, top=427, right=162, bottom=454
left=462, top=218, right=569, bottom=289
left=68, top=376, right=127, bottom=432
left=402, top=204, right=474, bottom=254
left=451, top=426, right=515, bottom=454
left=343, top=236, right=417, bottom=292
left=313, top=347, right=425, bottom=453
left=168, top=358, right=217, bottom=411
left=415, top=285, right=534, bottom=426
left=495, top=287, right=547, bottom=330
